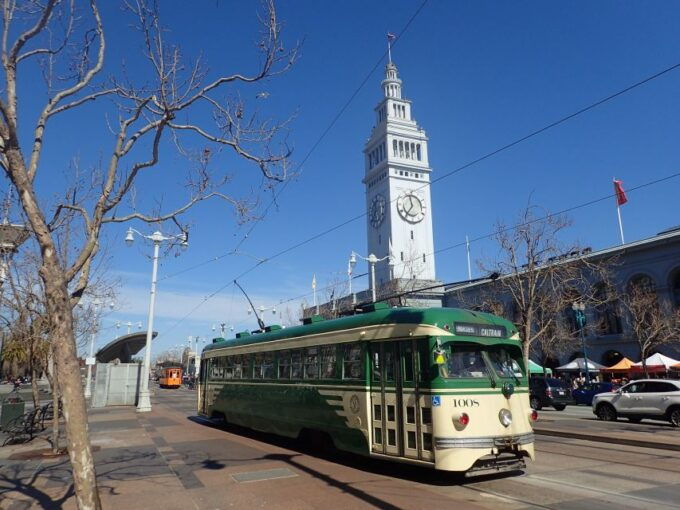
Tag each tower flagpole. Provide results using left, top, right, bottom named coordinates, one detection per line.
left=387, top=32, right=396, bottom=64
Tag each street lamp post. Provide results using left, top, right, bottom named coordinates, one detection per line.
left=125, top=227, right=188, bottom=412
left=351, top=251, right=392, bottom=303
left=116, top=320, right=143, bottom=335
left=212, top=323, right=234, bottom=337
left=348, top=253, right=356, bottom=305
left=84, top=299, right=103, bottom=399
left=572, top=301, right=591, bottom=385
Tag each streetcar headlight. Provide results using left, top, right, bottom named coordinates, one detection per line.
left=499, top=408, right=512, bottom=427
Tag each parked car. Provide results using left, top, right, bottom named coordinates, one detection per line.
left=592, top=379, right=680, bottom=427
left=529, top=377, right=574, bottom=411
left=572, top=382, right=619, bottom=406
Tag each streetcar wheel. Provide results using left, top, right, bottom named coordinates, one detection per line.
left=596, top=404, right=617, bottom=422
left=530, top=396, right=542, bottom=411
left=553, top=404, right=566, bottom=411
left=669, top=408, right=680, bottom=427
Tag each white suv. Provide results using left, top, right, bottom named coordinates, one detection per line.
left=593, top=379, right=680, bottom=427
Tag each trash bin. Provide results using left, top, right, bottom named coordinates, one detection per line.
left=1, top=391, right=25, bottom=431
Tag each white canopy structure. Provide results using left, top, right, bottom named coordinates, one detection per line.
left=556, top=357, right=605, bottom=372
left=633, top=353, right=680, bottom=370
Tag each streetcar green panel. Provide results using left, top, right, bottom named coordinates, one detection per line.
left=206, top=382, right=368, bottom=454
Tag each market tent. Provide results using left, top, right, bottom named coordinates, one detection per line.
left=556, top=357, right=605, bottom=372
left=528, top=360, right=553, bottom=375
left=632, top=353, right=680, bottom=373
left=603, top=357, right=636, bottom=372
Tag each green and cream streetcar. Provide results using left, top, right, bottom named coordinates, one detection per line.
left=198, top=304, right=536, bottom=475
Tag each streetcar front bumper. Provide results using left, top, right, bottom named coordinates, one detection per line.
left=433, top=432, right=535, bottom=473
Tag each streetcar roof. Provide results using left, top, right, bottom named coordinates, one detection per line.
left=203, top=306, right=517, bottom=355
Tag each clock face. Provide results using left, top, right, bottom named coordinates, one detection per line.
left=397, top=192, right=426, bottom=223
left=370, top=194, right=386, bottom=228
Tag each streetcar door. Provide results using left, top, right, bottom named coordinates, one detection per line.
left=370, top=341, right=404, bottom=457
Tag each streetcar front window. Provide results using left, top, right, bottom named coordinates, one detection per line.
left=442, top=347, right=488, bottom=379
left=486, top=346, right=524, bottom=379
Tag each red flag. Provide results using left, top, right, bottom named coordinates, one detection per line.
left=613, top=179, right=628, bottom=206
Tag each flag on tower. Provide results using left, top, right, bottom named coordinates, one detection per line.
left=613, top=179, right=628, bottom=206
left=387, top=32, right=396, bottom=43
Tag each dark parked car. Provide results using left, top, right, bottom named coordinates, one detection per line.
left=529, top=377, right=574, bottom=411
left=572, top=382, right=619, bottom=406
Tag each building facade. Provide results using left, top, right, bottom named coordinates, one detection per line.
left=444, top=228, right=680, bottom=366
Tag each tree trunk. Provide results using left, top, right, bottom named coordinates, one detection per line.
left=30, top=365, right=40, bottom=408
left=46, top=358, right=61, bottom=453
left=44, top=274, right=101, bottom=510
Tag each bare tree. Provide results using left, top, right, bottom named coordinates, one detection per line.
left=479, top=206, right=612, bottom=367
left=621, top=277, right=680, bottom=377
left=0, top=1, right=298, bottom=507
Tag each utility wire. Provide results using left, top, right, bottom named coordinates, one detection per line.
left=237, top=169, right=680, bottom=310
left=160, top=59, right=680, bottom=284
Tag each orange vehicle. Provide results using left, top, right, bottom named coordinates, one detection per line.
left=159, top=367, right=182, bottom=389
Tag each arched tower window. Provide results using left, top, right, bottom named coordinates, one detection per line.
left=405, top=142, right=410, bottom=159
left=392, top=140, right=397, bottom=157
left=416, top=144, right=421, bottom=161
left=399, top=141, right=404, bottom=158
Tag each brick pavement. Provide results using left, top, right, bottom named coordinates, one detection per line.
left=0, top=387, right=489, bottom=510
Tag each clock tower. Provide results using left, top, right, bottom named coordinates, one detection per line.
left=363, top=58, right=436, bottom=290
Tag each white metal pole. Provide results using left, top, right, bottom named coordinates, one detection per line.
left=616, top=205, right=625, bottom=244
left=466, top=235, right=472, bottom=280
left=370, top=259, right=377, bottom=303
left=137, top=240, right=160, bottom=413
left=84, top=301, right=99, bottom=399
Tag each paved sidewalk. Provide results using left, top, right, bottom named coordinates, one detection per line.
left=0, top=388, right=489, bottom=510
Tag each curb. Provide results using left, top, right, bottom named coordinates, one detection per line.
left=534, top=428, right=680, bottom=451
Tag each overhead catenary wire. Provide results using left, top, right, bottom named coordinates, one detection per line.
left=160, top=58, right=680, bottom=285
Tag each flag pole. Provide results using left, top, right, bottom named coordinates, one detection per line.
left=617, top=205, right=625, bottom=245
left=614, top=177, right=625, bottom=244
left=465, top=235, right=472, bottom=280
left=387, top=38, right=392, bottom=64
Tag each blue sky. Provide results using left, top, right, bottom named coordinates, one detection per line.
left=6, top=1, right=680, bottom=359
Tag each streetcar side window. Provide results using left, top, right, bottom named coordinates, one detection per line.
left=342, top=343, right=364, bottom=380
left=262, top=352, right=274, bottom=379
left=291, top=349, right=303, bottom=379
left=253, top=353, right=264, bottom=379
left=304, top=347, right=319, bottom=379
left=225, top=356, right=234, bottom=379
left=234, top=355, right=243, bottom=379
left=417, top=341, right=431, bottom=382
left=278, top=350, right=291, bottom=379
left=320, top=345, right=337, bottom=379
left=402, top=341, right=414, bottom=382
left=384, top=344, right=396, bottom=382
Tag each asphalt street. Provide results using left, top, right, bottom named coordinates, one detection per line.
left=165, top=388, right=680, bottom=510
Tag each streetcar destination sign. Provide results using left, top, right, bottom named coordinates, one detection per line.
left=453, top=322, right=506, bottom=338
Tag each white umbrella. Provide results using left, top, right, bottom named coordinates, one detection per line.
left=556, top=357, right=605, bottom=372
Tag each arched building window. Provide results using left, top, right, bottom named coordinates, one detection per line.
left=399, top=141, right=404, bottom=158
left=416, top=144, right=421, bottom=161
left=671, top=269, right=680, bottom=308
left=594, top=282, right=622, bottom=335
left=392, top=140, right=397, bottom=157
left=601, top=350, right=624, bottom=367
